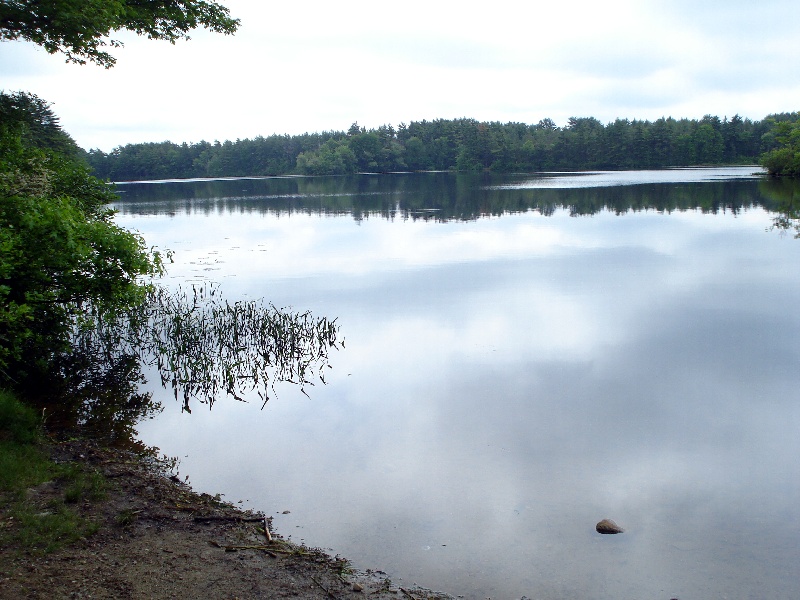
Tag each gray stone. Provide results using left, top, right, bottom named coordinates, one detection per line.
left=596, top=518, right=624, bottom=534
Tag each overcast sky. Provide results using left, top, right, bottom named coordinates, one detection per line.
left=2, top=0, right=798, bottom=151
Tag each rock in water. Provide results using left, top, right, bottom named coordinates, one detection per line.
left=596, top=519, right=624, bottom=534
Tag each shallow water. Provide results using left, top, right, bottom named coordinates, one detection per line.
left=115, top=168, right=800, bottom=599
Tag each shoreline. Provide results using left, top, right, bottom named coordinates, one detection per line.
left=1, top=436, right=456, bottom=600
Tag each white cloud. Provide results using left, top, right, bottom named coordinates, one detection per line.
left=2, top=0, right=798, bottom=150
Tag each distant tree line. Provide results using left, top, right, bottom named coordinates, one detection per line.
left=85, top=113, right=800, bottom=181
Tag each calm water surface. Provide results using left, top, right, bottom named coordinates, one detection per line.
left=114, top=168, right=800, bottom=599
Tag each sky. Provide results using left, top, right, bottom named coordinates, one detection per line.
left=1, top=0, right=799, bottom=151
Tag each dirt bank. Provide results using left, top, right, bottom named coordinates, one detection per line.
left=0, top=438, right=455, bottom=600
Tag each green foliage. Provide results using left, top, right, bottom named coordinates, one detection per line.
left=693, top=119, right=725, bottom=164
left=0, top=91, right=164, bottom=390
left=0, top=437, right=52, bottom=491
left=0, top=390, right=100, bottom=554
left=1, top=0, right=346, bottom=425
left=762, top=147, right=800, bottom=177
left=761, top=116, right=800, bottom=177
left=296, top=139, right=357, bottom=175
left=0, top=0, right=239, bottom=68
left=0, top=388, right=40, bottom=444
left=0, top=133, right=163, bottom=380
left=0, top=91, right=80, bottom=157
left=87, top=113, right=781, bottom=180
left=0, top=391, right=48, bottom=493
left=86, top=131, right=340, bottom=180
left=2, top=91, right=344, bottom=427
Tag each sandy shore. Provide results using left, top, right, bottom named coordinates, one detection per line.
left=0, top=438, right=456, bottom=600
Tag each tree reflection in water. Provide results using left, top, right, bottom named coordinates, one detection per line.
left=762, top=178, right=800, bottom=238
left=27, top=285, right=343, bottom=444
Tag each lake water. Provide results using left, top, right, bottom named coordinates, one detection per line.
left=113, top=168, right=800, bottom=599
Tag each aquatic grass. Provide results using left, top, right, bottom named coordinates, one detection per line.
left=75, top=284, right=344, bottom=412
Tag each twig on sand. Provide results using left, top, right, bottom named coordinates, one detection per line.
left=193, top=516, right=265, bottom=523
left=263, top=519, right=273, bottom=542
left=208, top=540, right=309, bottom=556
left=311, top=575, right=339, bottom=599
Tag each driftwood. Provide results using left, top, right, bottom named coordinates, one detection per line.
left=208, top=539, right=309, bottom=556
left=198, top=515, right=274, bottom=548
left=310, top=575, right=338, bottom=599
left=193, top=515, right=266, bottom=523
left=105, top=471, right=136, bottom=478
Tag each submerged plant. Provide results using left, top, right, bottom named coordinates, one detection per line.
left=74, top=283, right=344, bottom=413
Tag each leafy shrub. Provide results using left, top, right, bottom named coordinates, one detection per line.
left=0, top=389, right=40, bottom=444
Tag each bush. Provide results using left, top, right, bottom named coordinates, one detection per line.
left=1, top=93, right=164, bottom=386
left=761, top=119, right=800, bottom=177
left=0, top=389, right=40, bottom=444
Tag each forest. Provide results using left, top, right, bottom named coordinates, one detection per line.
left=84, top=113, right=800, bottom=181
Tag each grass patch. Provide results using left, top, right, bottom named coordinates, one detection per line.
left=9, top=503, right=101, bottom=554
left=0, top=439, right=58, bottom=492
left=62, top=463, right=108, bottom=504
left=0, top=389, right=105, bottom=554
left=0, top=388, right=40, bottom=444
left=0, top=390, right=56, bottom=494
left=115, top=509, right=137, bottom=528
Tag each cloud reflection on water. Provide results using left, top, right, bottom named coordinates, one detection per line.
left=127, top=173, right=800, bottom=599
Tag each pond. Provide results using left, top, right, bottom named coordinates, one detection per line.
left=113, top=168, right=800, bottom=599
